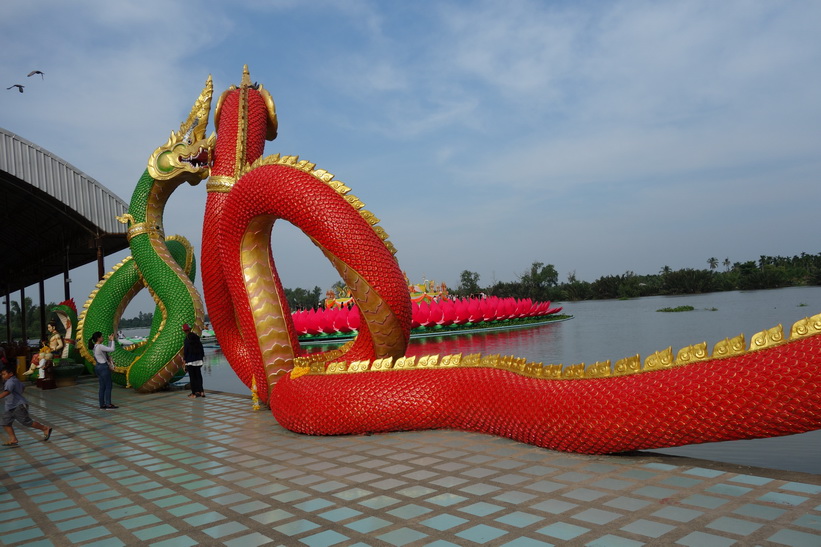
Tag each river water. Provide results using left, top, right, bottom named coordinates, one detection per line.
left=130, top=286, right=821, bottom=474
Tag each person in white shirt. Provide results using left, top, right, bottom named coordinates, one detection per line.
left=88, top=331, right=118, bottom=410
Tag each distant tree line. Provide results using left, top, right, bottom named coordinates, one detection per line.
left=451, top=252, right=821, bottom=302
left=284, top=286, right=323, bottom=311
left=1, top=286, right=323, bottom=342
left=0, top=301, right=164, bottom=342
left=0, top=297, right=54, bottom=342
left=5, top=253, right=820, bottom=342
left=119, top=312, right=155, bottom=328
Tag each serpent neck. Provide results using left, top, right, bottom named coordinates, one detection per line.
left=211, top=87, right=269, bottom=182
left=126, top=171, right=186, bottom=239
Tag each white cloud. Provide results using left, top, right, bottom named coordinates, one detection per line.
left=3, top=0, right=821, bottom=313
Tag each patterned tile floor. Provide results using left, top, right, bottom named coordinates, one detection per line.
left=2, top=377, right=820, bottom=546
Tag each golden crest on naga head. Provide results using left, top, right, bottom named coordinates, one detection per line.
left=147, top=76, right=216, bottom=183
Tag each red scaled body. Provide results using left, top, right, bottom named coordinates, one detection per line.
left=272, top=333, right=821, bottom=454
left=202, top=68, right=821, bottom=454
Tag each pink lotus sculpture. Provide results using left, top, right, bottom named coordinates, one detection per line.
left=292, top=296, right=563, bottom=338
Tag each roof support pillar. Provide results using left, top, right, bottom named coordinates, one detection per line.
left=39, top=278, right=46, bottom=342
left=64, top=243, right=72, bottom=301
left=96, top=237, right=105, bottom=281
left=19, top=286, right=27, bottom=344
left=3, top=287, right=9, bottom=344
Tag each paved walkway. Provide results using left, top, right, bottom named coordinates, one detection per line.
left=2, top=377, right=821, bottom=546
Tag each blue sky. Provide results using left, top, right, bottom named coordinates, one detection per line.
left=2, top=1, right=820, bottom=315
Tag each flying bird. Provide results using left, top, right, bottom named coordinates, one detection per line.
left=6, top=84, right=24, bottom=93
left=27, top=70, right=44, bottom=79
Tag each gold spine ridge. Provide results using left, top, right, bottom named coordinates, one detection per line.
left=644, top=347, right=674, bottom=371
left=343, top=194, right=364, bottom=209
left=360, top=210, right=380, bottom=225
left=207, top=176, right=237, bottom=192
left=234, top=85, right=248, bottom=179
left=373, top=226, right=388, bottom=241
left=750, top=325, right=784, bottom=350
left=329, top=181, right=351, bottom=194
left=312, top=168, right=334, bottom=183
left=614, top=355, right=641, bottom=376
left=790, top=313, right=821, bottom=339
left=562, top=364, right=585, bottom=379
left=287, top=305, right=821, bottom=382
left=712, top=334, right=745, bottom=358
left=585, top=360, right=611, bottom=378
left=676, top=342, right=708, bottom=365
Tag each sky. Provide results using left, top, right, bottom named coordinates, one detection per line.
left=2, top=0, right=820, bottom=316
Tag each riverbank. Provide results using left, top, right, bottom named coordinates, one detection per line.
left=3, top=377, right=820, bottom=546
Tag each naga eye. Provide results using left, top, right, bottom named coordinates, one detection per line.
left=155, top=150, right=175, bottom=173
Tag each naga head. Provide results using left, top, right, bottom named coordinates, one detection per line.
left=214, top=65, right=278, bottom=141
left=208, top=65, right=278, bottom=180
left=147, top=76, right=215, bottom=184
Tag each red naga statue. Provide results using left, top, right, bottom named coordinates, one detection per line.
left=200, top=67, right=821, bottom=454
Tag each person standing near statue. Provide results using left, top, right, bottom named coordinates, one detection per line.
left=182, top=324, right=205, bottom=398
left=89, top=332, right=118, bottom=410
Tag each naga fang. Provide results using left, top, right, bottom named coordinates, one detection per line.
left=201, top=67, right=821, bottom=454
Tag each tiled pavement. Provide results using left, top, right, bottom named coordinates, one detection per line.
left=2, top=378, right=821, bottom=547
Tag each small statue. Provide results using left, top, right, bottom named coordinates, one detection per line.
left=34, top=350, right=56, bottom=389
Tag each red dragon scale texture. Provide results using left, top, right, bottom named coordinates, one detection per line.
left=271, top=333, right=821, bottom=454
left=202, top=67, right=821, bottom=454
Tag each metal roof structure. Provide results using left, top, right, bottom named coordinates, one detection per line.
left=0, top=127, right=129, bottom=296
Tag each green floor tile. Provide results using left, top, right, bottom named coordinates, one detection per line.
left=133, top=524, right=178, bottom=541
left=65, top=526, right=111, bottom=543
left=421, top=513, right=469, bottom=531
left=538, top=521, right=590, bottom=541
left=456, top=524, right=508, bottom=543
left=274, top=519, right=320, bottom=536
left=377, top=527, right=429, bottom=546
left=346, top=516, right=392, bottom=533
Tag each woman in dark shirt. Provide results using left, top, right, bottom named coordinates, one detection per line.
left=182, top=324, right=205, bottom=398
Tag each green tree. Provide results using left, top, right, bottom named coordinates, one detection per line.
left=1, top=297, right=49, bottom=342
left=561, top=280, right=592, bottom=301
left=591, top=274, right=624, bottom=299
left=119, top=312, right=155, bottom=328
left=487, top=280, right=520, bottom=298
left=738, top=265, right=789, bottom=290
left=518, top=262, right=558, bottom=301
left=707, top=257, right=718, bottom=270
left=456, top=270, right=482, bottom=296
left=662, top=268, right=715, bottom=294
left=284, top=286, right=323, bottom=310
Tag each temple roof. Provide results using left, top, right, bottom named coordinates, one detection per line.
left=0, top=127, right=128, bottom=294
